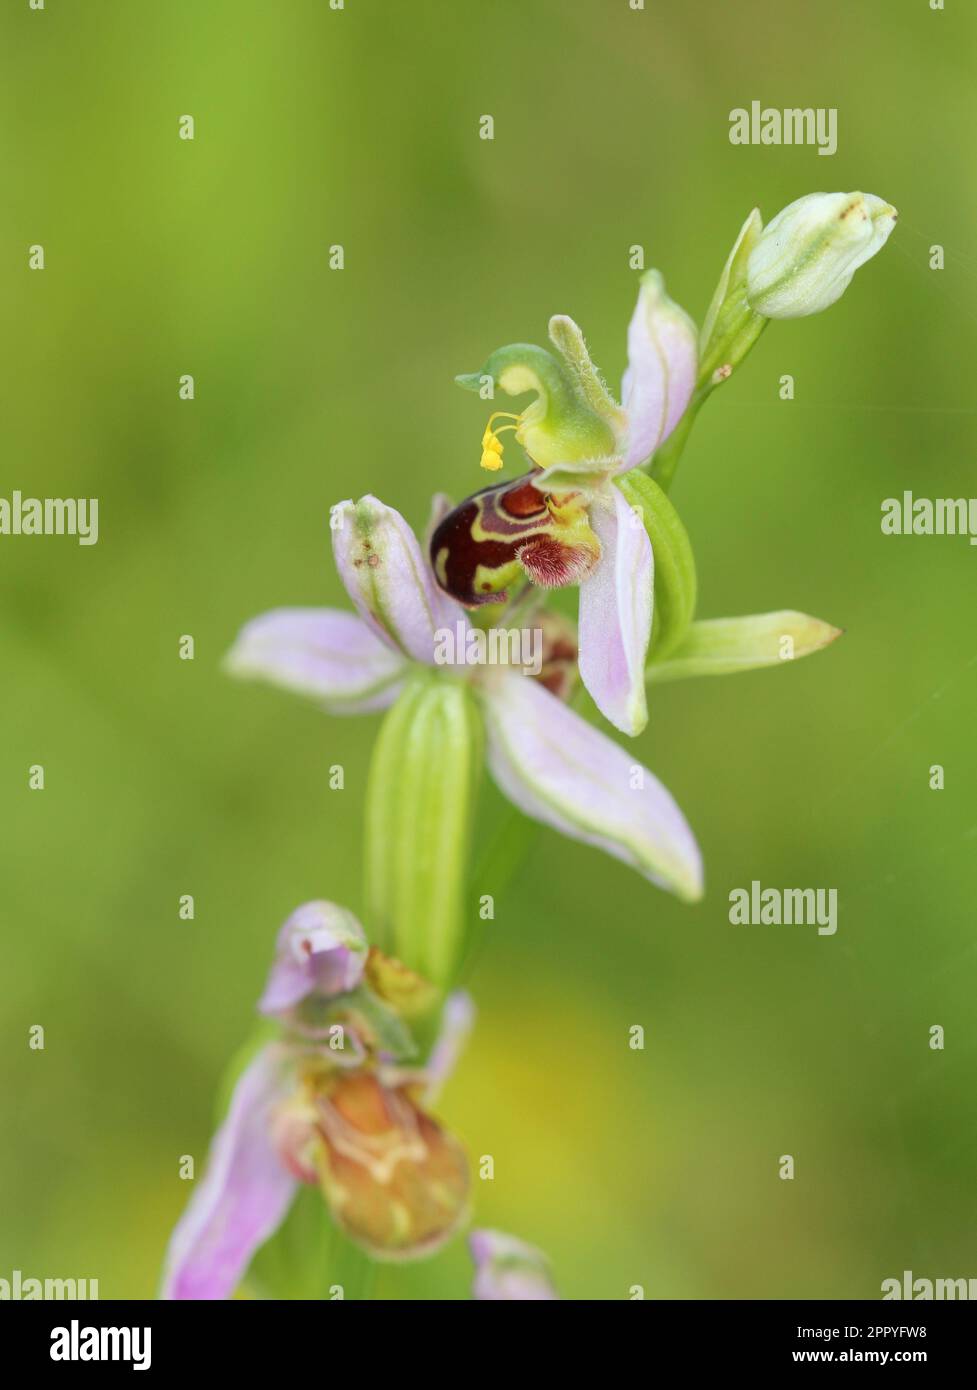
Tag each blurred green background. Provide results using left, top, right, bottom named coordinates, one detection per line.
left=2, top=0, right=975, bottom=1300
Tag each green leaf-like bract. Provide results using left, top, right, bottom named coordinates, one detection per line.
left=364, top=669, right=483, bottom=991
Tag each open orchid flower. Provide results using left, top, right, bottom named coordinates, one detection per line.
left=226, top=496, right=704, bottom=905
left=432, top=271, right=698, bottom=736
left=161, top=901, right=474, bottom=1299
left=469, top=1229, right=559, bottom=1301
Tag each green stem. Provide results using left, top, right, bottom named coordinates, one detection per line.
left=648, top=407, right=696, bottom=494
left=246, top=1188, right=375, bottom=1300
left=650, top=314, right=769, bottom=493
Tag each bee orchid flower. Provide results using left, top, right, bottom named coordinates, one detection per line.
left=161, top=901, right=475, bottom=1299
left=226, top=496, right=704, bottom=915
left=432, top=271, right=699, bottom=737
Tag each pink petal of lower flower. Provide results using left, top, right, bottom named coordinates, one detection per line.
left=160, top=1045, right=297, bottom=1300
left=423, top=991, right=476, bottom=1105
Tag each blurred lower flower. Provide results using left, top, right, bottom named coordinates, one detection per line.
left=469, top=1229, right=559, bottom=1301
left=160, top=901, right=474, bottom=1299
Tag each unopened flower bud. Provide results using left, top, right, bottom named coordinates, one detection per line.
left=746, top=191, right=897, bottom=319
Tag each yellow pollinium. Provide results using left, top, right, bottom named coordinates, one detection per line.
left=479, top=412, right=521, bottom=471
left=480, top=445, right=503, bottom=471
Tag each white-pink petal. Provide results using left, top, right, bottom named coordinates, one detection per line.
left=577, top=487, right=653, bottom=736
left=480, top=672, right=703, bottom=901
left=225, top=607, right=405, bottom=714
left=331, top=496, right=469, bottom=666
left=621, top=271, right=697, bottom=469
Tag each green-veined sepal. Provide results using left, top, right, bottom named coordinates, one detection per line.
left=647, top=610, right=842, bottom=682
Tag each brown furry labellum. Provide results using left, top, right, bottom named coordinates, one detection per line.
left=430, top=472, right=600, bottom=607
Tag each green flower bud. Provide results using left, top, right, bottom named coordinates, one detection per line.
left=746, top=192, right=897, bottom=319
